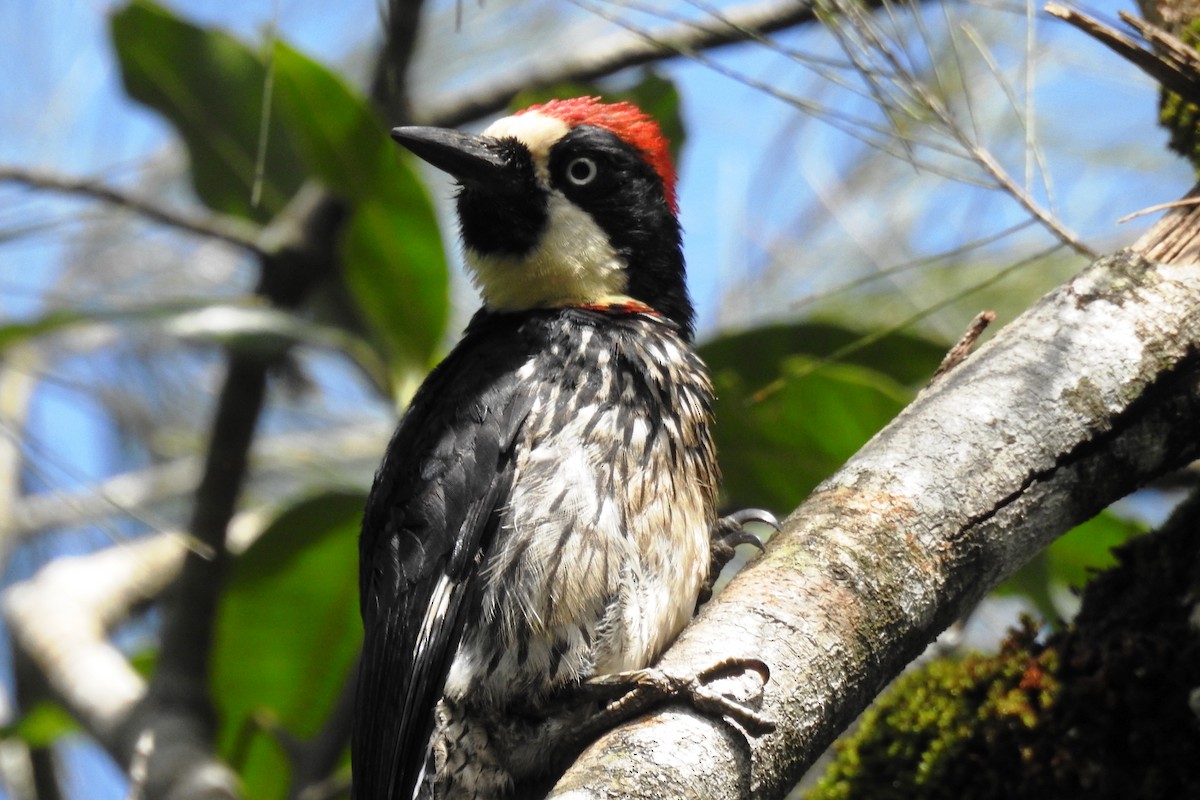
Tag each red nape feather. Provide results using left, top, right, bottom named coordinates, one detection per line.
left=521, top=96, right=678, bottom=214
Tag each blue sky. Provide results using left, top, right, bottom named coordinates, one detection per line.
left=0, top=0, right=1192, bottom=796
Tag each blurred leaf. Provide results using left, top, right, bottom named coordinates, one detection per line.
left=998, top=510, right=1147, bottom=621
left=165, top=304, right=390, bottom=388
left=213, top=491, right=365, bottom=799
left=270, top=43, right=392, bottom=200
left=130, top=648, right=157, bottom=680
left=340, top=200, right=448, bottom=394
left=270, top=43, right=449, bottom=386
left=1044, top=510, right=1146, bottom=587
left=110, top=3, right=450, bottom=386
left=0, top=301, right=388, bottom=389
left=3, top=702, right=78, bottom=747
left=702, top=320, right=946, bottom=389
left=709, top=353, right=911, bottom=514
left=110, top=0, right=304, bottom=221
left=0, top=308, right=98, bottom=352
left=511, top=70, right=685, bottom=163
left=701, top=322, right=944, bottom=513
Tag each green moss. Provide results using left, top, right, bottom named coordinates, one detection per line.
left=808, top=620, right=1058, bottom=800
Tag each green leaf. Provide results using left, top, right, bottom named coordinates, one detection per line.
left=340, top=199, right=448, bottom=392
left=701, top=321, right=947, bottom=390
left=709, top=353, right=911, bottom=514
left=164, top=304, right=390, bottom=388
left=0, top=308, right=98, bottom=352
left=0, top=299, right=235, bottom=352
left=700, top=322, right=944, bottom=514
left=212, top=491, right=365, bottom=799
left=110, top=3, right=450, bottom=385
left=270, top=42, right=449, bottom=385
left=110, top=0, right=305, bottom=221
left=269, top=43, right=393, bottom=200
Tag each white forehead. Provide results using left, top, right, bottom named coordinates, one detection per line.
left=482, top=111, right=570, bottom=161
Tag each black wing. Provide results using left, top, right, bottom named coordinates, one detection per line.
left=352, top=314, right=536, bottom=800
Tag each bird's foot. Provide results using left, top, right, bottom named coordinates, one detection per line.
left=579, top=657, right=776, bottom=737
left=699, top=508, right=779, bottom=606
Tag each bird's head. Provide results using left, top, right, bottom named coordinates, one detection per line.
left=392, top=97, right=693, bottom=338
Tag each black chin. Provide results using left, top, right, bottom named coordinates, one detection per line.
left=457, top=180, right=547, bottom=257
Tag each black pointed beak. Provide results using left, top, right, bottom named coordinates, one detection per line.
left=391, top=126, right=512, bottom=186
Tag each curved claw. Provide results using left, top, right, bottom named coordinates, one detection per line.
left=716, top=527, right=766, bottom=552
left=701, top=507, right=780, bottom=608
left=724, top=507, right=781, bottom=531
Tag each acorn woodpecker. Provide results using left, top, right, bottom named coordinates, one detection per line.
left=353, top=97, right=764, bottom=800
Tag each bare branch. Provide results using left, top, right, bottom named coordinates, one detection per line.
left=1, top=507, right=276, bottom=799
left=6, top=420, right=388, bottom=544
left=551, top=194, right=1200, bottom=796
left=371, top=0, right=429, bottom=122
left=145, top=355, right=269, bottom=725
left=0, top=165, right=264, bottom=255
left=418, top=0, right=826, bottom=127
left=821, top=0, right=1096, bottom=257
left=4, top=535, right=186, bottom=742
left=1045, top=3, right=1200, bottom=102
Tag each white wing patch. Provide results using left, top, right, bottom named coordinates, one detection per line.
left=414, top=573, right=455, bottom=664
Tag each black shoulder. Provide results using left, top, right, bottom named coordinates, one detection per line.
left=352, top=312, right=540, bottom=800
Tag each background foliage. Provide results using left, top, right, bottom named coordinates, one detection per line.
left=0, top=0, right=1183, bottom=796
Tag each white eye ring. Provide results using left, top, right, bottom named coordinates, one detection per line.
left=566, top=157, right=598, bottom=186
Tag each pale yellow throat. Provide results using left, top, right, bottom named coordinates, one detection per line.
left=465, top=193, right=633, bottom=312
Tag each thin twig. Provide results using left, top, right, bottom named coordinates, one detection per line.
left=753, top=243, right=1064, bottom=403
left=0, top=165, right=264, bottom=255
left=930, top=310, right=997, bottom=383
left=6, top=420, right=386, bottom=542
left=1118, top=196, right=1200, bottom=223
left=787, top=218, right=1038, bottom=313
left=822, top=0, right=1095, bottom=257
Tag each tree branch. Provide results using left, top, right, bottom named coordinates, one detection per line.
left=1045, top=3, right=1200, bottom=103
left=417, top=0, right=828, bottom=127
left=113, top=355, right=269, bottom=799
left=551, top=190, right=1200, bottom=797
left=0, top=165, right=264, bottom=254
left=370, top=0, right=428, bottom=122
left=4, top=535, right=187, bottom=743
left=6, top=420, right=389, bottom=544
left=2, top=509, right=273, bottom=789
left=96, top=185, right=349, bottom=799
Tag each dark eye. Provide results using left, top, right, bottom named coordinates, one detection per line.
left=566, top=156, right=598, bottom=186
